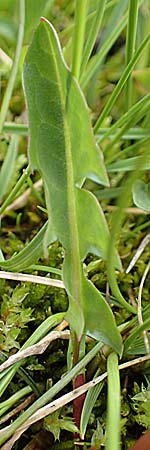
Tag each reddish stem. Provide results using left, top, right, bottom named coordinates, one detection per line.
left=73, top=373, right=85, bottom=430
left=72, top=334, right=85, bottom=440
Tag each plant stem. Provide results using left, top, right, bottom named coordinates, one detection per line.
left=125, top=0, right=139, bottom=110
left=0, top=0, right=25, bottom=134
left=72, top=335, right=85, bottom=431
left=72, top=0, right=88, bottom=80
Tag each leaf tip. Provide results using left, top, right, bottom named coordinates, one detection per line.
left=40, top=16, right=47, bottom=23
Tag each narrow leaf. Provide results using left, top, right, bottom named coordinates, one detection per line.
left=80, top=372, right=104, bottom=439
left=0, top=136, right=18, bottom=201
left=106, top=352, right=120, bottom=450
left=81, top=0, right=107, bottom=74
left=0, top=222, right=55, bottom=271
left=107, top=155, right=150, bottom=172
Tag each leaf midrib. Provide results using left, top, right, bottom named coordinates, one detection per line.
left=45, top=22, right=82, bottom=307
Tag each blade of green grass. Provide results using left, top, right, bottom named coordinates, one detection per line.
left=107, top=154, right=150, bottom=172
left=0, top=136, right=18, bottom=201
left=72, top=0, right=88, bottom=80
left=4, top=122, right=150, bottom=141
left=124, top=317, right=150, bottom=356
left=80, top=369, right=104, bottom=439
left=106, top=137, right=149, bottom=165
left=30, top=264, right=62, bottom=276
left=125, top=0, right=139, bottom=110
left=0, top=341, right=103, bottom=445
left=80, top=0, right=107, bottom=75
left=103, top=96, right=150, bottom=155
left=106, top=352, right=120, bottom=450
left=0, top=313, right=65, bottom=396
left=0, top=0, right=25, bottom=133
left=94, top=32, right=150, bottom=132
left=97, top=127, right=150, bottom=141
left=100, top=0, right=128, bottom=45
left=59, top=1, right=118, bottom=45
left=98, top=94, right=150, bottom=145
left=3, top=122, right=28, bottom=135
left=81, top=12, right=128, bottom=88
left=0, top=386, right=32, bottom=418
left=0, top=165, right=30, bottom=216
left=106, top=148, right=149, bottom=314
left=0, top=221, right=52, bottom=272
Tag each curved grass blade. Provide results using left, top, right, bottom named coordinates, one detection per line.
left=0, top=386, right=32, bottom=418
left=80, top=369, right=104, bottom=439
left=23, top=18, right=122, bottom=353
left=124, top=317, right=150, bottom=356
left=0, top=165, right=30, bottom=216
left=0, top=221, right=55, bottom=271
left=0, top=136, right=18, bottom=201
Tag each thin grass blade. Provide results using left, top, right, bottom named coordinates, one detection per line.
left=0, top=136, right=18, bottom=201
left=80, top=370, right=104, bottom=439
left=80, top=0, right=107, bottom=75
left=106, top=352, right=120, bottom=450
left=125, top=0, right=139, bottom=110
left=94, top=33, right=150, bottom=132
left=72, top=0, right=88, bottom=80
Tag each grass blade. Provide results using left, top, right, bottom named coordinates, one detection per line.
left=0, top=222, right=52, bottom=271
left=99, top=94, right=150, bottom=146
left=106, top=352, right=120, bottom=450
left=125, top=0, right=139, bottom=110
left=0, top=136, right=18, bottom=201
left=81, top=12, right=128, bottom=88
left=3, top=122, right=28, bottom=135
left=107, top=154, right=150, bottom=172
left=0, top=386, right=32, bottom=418
left=103, top=97, right=150, bottom=154
left=0, top=165, right=30, bottom=216
left=94, top=32, right=150, bottom=132
left=0, top=0, right=25, bottom=133
left=80, top=0, right=107, bottom=75
left=97, top=127, right=150, bottom=141
left=80, top=369, right=104, bottom=439
left=72, top=0, right=88, bottom=80
left=0, top=341, right=103, bottom=445
left=0, top=313, right=65, bottom=395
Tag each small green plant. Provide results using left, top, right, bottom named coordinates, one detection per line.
left=0, top=1, right=150, bottom=449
